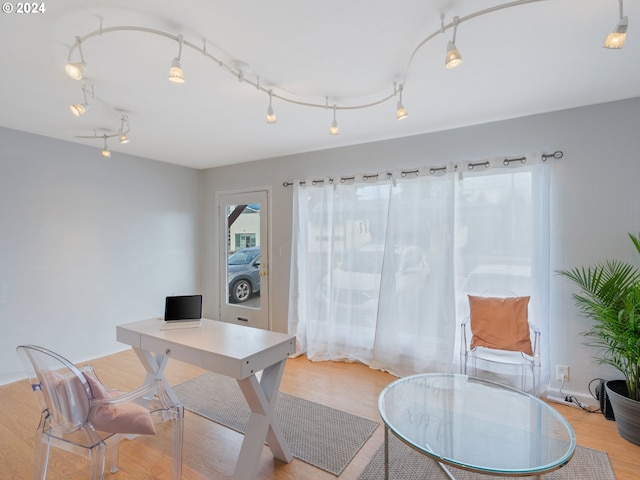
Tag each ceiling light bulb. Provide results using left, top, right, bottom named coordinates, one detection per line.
left=329, top=105, right=339, bottom=135
left=395, top=84, right=408, bottom=120
left=69, top=103, right=87, bottom=117
left=445, top=41, right=463, bottom=69
left=266, top=90, right=277, bottom=124
left=69, top=85, right=91, bottom=117
left=266, top=106, right=277, bottom=124
left=119, top=133, right=130, bottom=144
left=603, top=16, right=628, bottom=48
left=169, top=57, right=184, bottom=83
left=329, top=119, right=339, bottom=135
left=101, top=136, right=111, bottom=158
left=65, top=62, right=85, bottom=80
left=396, top=101, right=408, bottom=120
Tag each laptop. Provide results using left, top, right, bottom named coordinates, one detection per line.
left=160, top=294, right=203, bottom=330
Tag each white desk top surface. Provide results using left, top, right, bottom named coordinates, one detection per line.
left=117, top=318, right=296, bottom=378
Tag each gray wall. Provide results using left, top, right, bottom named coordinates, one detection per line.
left=202, top=97, right=640, bottom=401
left=2, top=97, right=639, bottom=401
left=0, top=127, right=201, bottom=384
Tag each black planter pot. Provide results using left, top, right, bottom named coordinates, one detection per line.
left=606, top=379, right=640, bottom=446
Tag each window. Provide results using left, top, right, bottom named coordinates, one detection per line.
left=289, top=155, right=550, bottom=386
left=235, top=233, right=256, bottom=250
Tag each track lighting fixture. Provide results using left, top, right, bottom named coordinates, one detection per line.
left=69, top=85, right=90, bottom=117
left=603, top=0, right=628, bottom=49
left=168, top=35, right=185, bottom=83
left=169, top=58, right=184, bottom=83
left=69, top=103, right=86, bottom=117
left=62, top=1, right=629, bottom=140
left=266, top=90, right=277, bottom=124
left=65, top=62, right=86, bottom=81
left=74, top=115, right=131, bottom=155
left=329, top=105, right=339, bottom=135
left=396, top=84, right=408, bottom=120
left=101, top=135, right=111, bottom=158
left=445, top=16, right=462, bottom=69
left=118, top=115, right=130, bottom=144
left=65, top=36, right=86, bottom=80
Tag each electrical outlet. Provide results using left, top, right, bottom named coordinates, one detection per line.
left=556, top=365, right=569, bottom=381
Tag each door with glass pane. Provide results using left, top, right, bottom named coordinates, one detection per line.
left=218, top=190, right=269, bottom=330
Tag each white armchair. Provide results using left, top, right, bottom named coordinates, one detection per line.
left=460, top=292, right=541, bottom=394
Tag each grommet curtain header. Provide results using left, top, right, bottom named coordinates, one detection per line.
left=282, top=150, right=562, bottom=187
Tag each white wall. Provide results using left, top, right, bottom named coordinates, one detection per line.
left=202, top=97, right=640, bottom=401
left=4, top=97, right=639, bottom=400
left=0, top=127, right=201, bottom=384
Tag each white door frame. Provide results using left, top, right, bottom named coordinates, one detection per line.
left=216, top=188, right=271, bottom=330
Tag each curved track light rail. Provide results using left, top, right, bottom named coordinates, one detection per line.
left=66, top=0, right=548, bottom=113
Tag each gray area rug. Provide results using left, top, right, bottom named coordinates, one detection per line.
left=173, top=372, right=379, bottom=476
left=358, top=435, right=616, bottom=480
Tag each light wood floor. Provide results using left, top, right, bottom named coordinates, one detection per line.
left=1, top=349, right=638, bottom=479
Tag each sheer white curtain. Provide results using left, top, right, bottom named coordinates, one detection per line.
left=288, top=154, right=550, bottom=386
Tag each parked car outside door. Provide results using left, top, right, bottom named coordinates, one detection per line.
left=227, top=246, right=261, bottom=303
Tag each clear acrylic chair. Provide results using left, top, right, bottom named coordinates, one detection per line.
left=460, top=290, right=541, bottom=394
left=16, top=345, right=184, bottom=480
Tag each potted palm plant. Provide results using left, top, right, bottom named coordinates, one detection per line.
left=557, top=232, right=640, bottom=445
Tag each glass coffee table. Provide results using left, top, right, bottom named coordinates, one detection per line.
left=378, top=374, right=575, bottom=479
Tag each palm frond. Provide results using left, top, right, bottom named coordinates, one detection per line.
left=557, top=232, right=640, bottom=401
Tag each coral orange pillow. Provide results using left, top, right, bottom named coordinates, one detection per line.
left=468, top=295, right=533, bottom=356
left=84, top=371, right=156, bottom=435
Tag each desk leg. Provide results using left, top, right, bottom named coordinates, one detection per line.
left=233, top=359, right=293, bottom=480
left=131, top=347, right=181, bottom=405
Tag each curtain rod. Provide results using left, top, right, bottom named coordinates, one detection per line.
left=282, top=150, right=563, bottom=187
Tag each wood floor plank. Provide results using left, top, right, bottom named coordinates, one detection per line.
left=1, top=350, right=637, bottom=479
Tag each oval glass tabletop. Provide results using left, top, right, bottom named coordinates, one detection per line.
left=378, top=373, right=576, bottom=476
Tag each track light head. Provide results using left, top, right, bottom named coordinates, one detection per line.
left=329, top=119, right=339, bottom=135
left=445, top=16, right=463, bottom=69
left=69, top=103, right=87, bottom=117
left=69, top=85, right=91, bottom=117
left=118, top=115, right=131, bottom=143
left=65, top=62, right=86, bottom=80
left=101, top=135, right=111, bottom=157
left=329, top=105, right=339, bottom=135
left=396, top=84, right=408, bottom=120
left=396, top=101, right=408, bottom=120
left=169, top=35, right=185, bottom=83
left=168, top=57, right=184, bottom=83
left=445, top=41, right=462, bottom=69
left=266, top=90, right=277, bottom=124
left=266, top=105, right=277, bottom=124
left=603, top=16, right=628, bottom=48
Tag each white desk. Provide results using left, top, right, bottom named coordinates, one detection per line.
left=117, top=318, right=296, bottom=480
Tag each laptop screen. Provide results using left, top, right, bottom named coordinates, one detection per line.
left=164, top=295, right=202, bottom=321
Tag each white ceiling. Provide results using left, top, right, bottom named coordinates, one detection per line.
left=1, top=0, right=639, bottom=169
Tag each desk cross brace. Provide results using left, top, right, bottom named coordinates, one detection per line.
left=131, top=347, right=293, bottom=480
